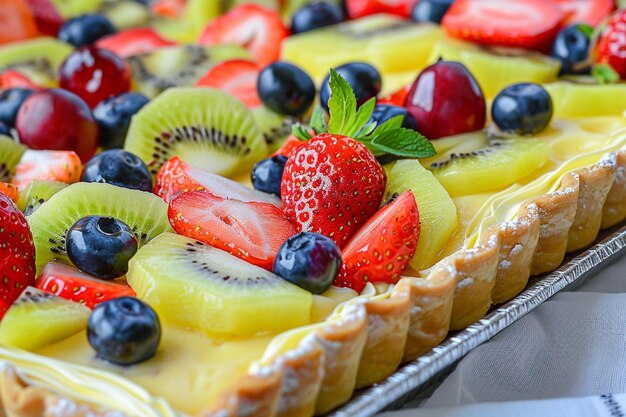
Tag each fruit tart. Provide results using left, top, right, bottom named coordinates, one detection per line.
left=0, top=1, right=625, bottom=416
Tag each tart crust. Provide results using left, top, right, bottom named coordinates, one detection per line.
left=2, top=150, right=626, bottom=417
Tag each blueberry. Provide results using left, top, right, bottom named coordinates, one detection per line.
left=81, top=149, right=153, bottom=192
left=370, top=104, right=418, bottom=131
left=319, top=62, right=381, bottom=111
left=257, top=62, right=316, bottom=117
left=273, top=232, right=342, bottom=294
left=93, top=92, right=149, bottom=149
left=0, top=121, right=10, bottom=136
left=291, top=2, right=345, bottom=34
left=58, top=14, right=117, bottom=48
left=66, top=216, right=138, bottom=280
left=88, top=297, right=160, bottom=366
left=551, top=24, right=591, bottom=75
left=0, top=88, right=34, bottom=128
left=251, top=155, right=287, bottom=196
left=411, top=0, right=454, bottom=24
left=491, top=83, right=553, bottom=135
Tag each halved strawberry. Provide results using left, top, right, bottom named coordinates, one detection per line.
left=155, top=156, right=281, bottom=206
left=196, top=59, right=261, bottom=107
left=168, top=190, right=296, bottom=270
left=442, top=0, right=565, bottom=52
left=378, top=85, right=410, bottom=107
left=334, top=190, right=420, bottom=293
left=24, top=0, right=63, bottom=37
left=281, top=133, right=386, bottom=248
left=345, top=0, right=417, bottom=19
left=96, top=28, right=176, bottom=58
left=0, top=192, right=35, bottom=318
left=552, top=0, right=615, bottom=26
left=0, top=183, right=18, bottom=203
left=0, top=70, right=41, bottom=91
left=596, top=9, right=626, bottom=80
left=35, top=261, right=136, bottom=309
left=0, top=0, right=39, bottom=46
left=11, top=150, right=82, bottom=191
left=198, top=3, right=289, bottom=66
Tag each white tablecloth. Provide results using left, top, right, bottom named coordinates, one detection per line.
left=379, top=251, right=626, bottom=417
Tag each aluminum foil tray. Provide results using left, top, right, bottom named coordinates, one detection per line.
left=328, top=225, right=626, bottom=417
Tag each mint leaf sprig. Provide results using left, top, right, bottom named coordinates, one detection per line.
left=292, top=69, right=436, bottom=159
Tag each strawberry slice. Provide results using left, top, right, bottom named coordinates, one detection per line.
left=168, top=190, right=296, bottom=270
left=552, top=0, right=615, bottom=26
left=378, top=85, right=410, bottom=107
left=0, top=0, right=39, bottom=46
left=155, top=156, right=281, bottom=206
left=345, top=0, right=417, bottom=19
left=281, top=133, right=387, bottom=248
left=596, top=9, right=626, bottom=80
left=35, top=262, right=136, bottom=309
left=442, top=0, right=565, bottom=52
left=198, top=3, right=289, bottom=66
left=0, top=70, right=41, bottom=91
left=0, top=193, right=35, bottom=318
left=151, top=0, right=185, bottom=18
left=11, top=150, right=82, bottom=191
left=0, top=183, right=18, bottom=203
left=96, top=28, right=176, bottom=58
left=24, top=0, right=63, bottom=37
left=196, top=59, right=261, bottom=107
left=334, top=191, right=420, bottom=293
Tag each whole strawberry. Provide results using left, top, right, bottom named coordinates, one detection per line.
left=281, top=133, right=386, bottom=247
left=0, top=192, right=35, bottom=317
left=596, top=9, right=626, bottom=80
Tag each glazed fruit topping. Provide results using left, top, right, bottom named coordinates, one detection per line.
left=596, top=9, right=626, bottom=80
left=0, top=192, right=35, bottom=318
left=88, top=297, right=160, bottom=366
left=58, top=14, right=117, bottom=48
left=551, top=24, right=592, bottom=75
left=411, top=0, right=455, bottom=24
left=442, top=0, right=565, bottom=52
left=168, top=190, right=296, bottom=270
left=95, top=28, right=176, bottom=58
left=15, top=89, right=99, bottom=162
left=11, top=149, right=82, bottom=190
left=405, top=59, right=486, bottom=140
left=23, top=0, right=63, bottom=37
left=335, top=190, right=420, bottom=293
left=81, top=149, right=153, bottom=192
left=319, top=62, right=381, bottom=111
left=553, top=0, right=615, bottom=27
left=251, top=155, right=288, bottom=197
left=59, top=46, right=131, bottom=109
left=257, top=61, right=316, bottom=117
left=346, top=0, right=416, bottom=19
left=196, top=59, right=261, bottom=108
left=0, top=183, right=18, bottom=203
left=0, top=87, right=34, bottom=129
left=93, top=92, right=150, bottom=150
left=66, top=216, right=139, bottom=280
left=291, top=1, right=346, bottom=35
left=273, top=232, right=342, bottom=295
left=491, top=83, right=553, bottom=135
left=0, top=0, right=39, bottom=46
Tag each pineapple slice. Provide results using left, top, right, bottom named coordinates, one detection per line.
left=0, top=287, right=90, bottom=351
left=428, top=36, right=561, bottom=98
left=545, top=82, right=626, bottom=119
left=384, top=160, right=458, bottom=272
left=281, top=15, right=442, bottom=83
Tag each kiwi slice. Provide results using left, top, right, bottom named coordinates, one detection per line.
left=429, top=139, right=550, bottom=197
left=251, top=106, right=295, bottom=152
left=127, top=233, right=312, bottom=336
left=0, top=135, right=25, bottom=183
left=101, top=0, right=150, bottom=30
left=0, top=37, right=73, bottom=87
left=220, top=0, right=279, bottom=12
left=27, top=182, right=173, bottom=274
left=17, top=180, right=68, bottom=215
left=0, top=286, right=90, bottom=351
left=50, top=0, right=104, bottom=18
left=124, top=87, right=267, bottom=177
left=126, top=44, right=252, bottom=98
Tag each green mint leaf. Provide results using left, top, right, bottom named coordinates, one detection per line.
left=355, top=121, right=378, bottom=140
left=291, top=124, right=312, bottom=141
left=371, top=128, right=436, bottom=158
left=592, top=64, right=620, bottom=84
left=310, top=106, right=327, bottom=135
left=577, top=24, right=594, bottom=38
left=370, top=114, right=403, bottom=136
left=327, top=69, right=358, bottom=135
left=348, top=97, right=376, bottom=137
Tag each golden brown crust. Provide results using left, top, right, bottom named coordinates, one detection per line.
left=602, top=151, right=626, bottom=229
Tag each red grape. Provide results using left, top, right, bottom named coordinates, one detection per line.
left=16, top=88, right=99, bottom=161
left=59, top=46, right=131, bottom=109
left=404, top=60, right=486, bottom=139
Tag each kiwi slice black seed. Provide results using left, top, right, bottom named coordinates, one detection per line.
left=251, top=106, right=295, bottom=152
left=126, top=44, right=252, bottom=98
left=17, top=180, right=67, bottom=215
left=27, top=182, right=173, bottom=274
left=0, top=38, right=73, bottom=87
left=0, top=135, right=25, bottom=183
left=124, top=87, right=267, bottom=177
